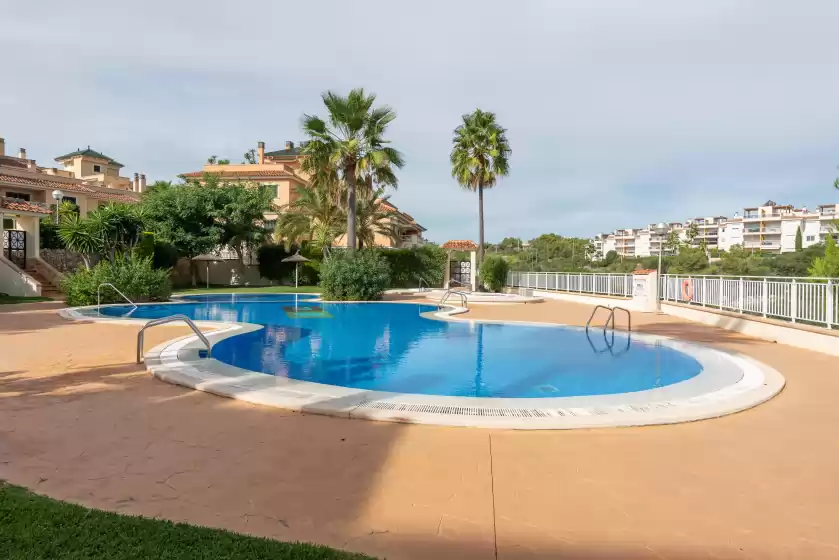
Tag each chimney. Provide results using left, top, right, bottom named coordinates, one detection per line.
left=133, top=173, right=140, bottom=192
left=257, top=141, right=265, bottom=164
left=18, top=148, right=26, bottom=159
left=138, top=174, right=147, bottom=193
left=285, top=140, right=294, bottom=151
left=0, top=137, right=5, bottom=156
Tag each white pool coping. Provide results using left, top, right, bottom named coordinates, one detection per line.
left=62, top=295, right=786, bottom=430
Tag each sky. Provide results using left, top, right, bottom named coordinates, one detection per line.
left=1, top=1, right=838, bottom=244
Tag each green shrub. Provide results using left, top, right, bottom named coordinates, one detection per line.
left=152, top=241, right=180, bottom=270
left=257, top=243, right=322, bottom=285
left=39, top=219, right=64, bottom=250
left=320, top=250, right=391, bottom=301
left=257, top=244, right=295, bottom=283
left=61, top=257, right=172, bottom=306
left=134, top=232, right=156, bottom=260
left=479, top=256, right=510, bottom=292
left=380, top=245, right=447, bottom=288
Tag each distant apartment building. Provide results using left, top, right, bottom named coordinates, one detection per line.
left=592, top=200, right=838, bottom=258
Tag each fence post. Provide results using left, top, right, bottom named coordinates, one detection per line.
left=738, top=277, right=744, bottom=313
left=827, top=279, right=835, bottom=328
left=790, top=279, right=797, bottom=323
left=702, top=277, right=707, bottom=307
left=578, top=273, right=582, bottom=293
left=762, top=277, right=768, bottom=317
left=718, top=277, right=724, bottom=309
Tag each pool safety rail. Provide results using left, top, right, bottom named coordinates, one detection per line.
left=507, top=272, right=634, bottom=298
left=137, top=314, right=212, bottom=364
left=97, top=283, right=137, bottom=314
left=585, top=305, right=632, bottom=356
left=660, top=274, right=838, bottom=329
left=440, top=289, right=469, bottom=308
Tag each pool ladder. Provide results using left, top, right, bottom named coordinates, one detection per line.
left=585, top=305, right=631, bottom=356
left=440, top=289, right=468, bottom=308
left=136, top=314, right=212, bottom=364
left=97, top=283, right=137, bottom=315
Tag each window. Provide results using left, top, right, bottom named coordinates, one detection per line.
left=5, top=191, right=31, bottom=201
left=2, top=217, right=15, bottom=229
left=806, top=235, right=816, bottom=242
left=93, top=164, right=102, bottom=173
left=263, top=220, right=277, bottom=231
left=63, top=196, right=77, bottom=205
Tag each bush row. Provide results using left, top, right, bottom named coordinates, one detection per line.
left=61, top=257, right=172, bottom=307
left=256, top=244, right=447, bottom=289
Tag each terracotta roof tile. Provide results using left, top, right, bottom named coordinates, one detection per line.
left=0, top=196, right=52, bottom=215
left=181, top=169, right=297, bottom=179
left=442, top=240, right=478, bottom=250
left=0, top=173, right=139, bottom=203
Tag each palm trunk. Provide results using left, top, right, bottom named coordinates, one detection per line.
left=346, top=163, right=357, bottom=251
left=478, top=183, right=485, bottom=266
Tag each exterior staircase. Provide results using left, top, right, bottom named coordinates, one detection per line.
left=23, top=266, right=63, bottom=299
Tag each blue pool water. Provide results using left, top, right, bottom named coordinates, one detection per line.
left=99, top=294, right=703, bottom=398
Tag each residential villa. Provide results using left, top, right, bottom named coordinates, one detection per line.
left=593, top=200, right=838, bottom=258
left=181, top=140, right=427, bottom=250
left=0, top=136, right=143, bottom=297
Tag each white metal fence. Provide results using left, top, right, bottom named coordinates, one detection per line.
left=507, top=271, right=633, bottom=298
left=661, top=274, right=838, bottom=329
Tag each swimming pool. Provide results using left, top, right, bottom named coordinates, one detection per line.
left=90, top=293, right=709, bottom=398
left=72, top=293, right=784, bottom=428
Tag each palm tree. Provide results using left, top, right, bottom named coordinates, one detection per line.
left=57, top=214, right=100, bottom=270
left=450, top=109, right=511, bottom=264
left=275, top=182, right=346, bottom=258
left=301, top=88, right=404, bottom=250
left=355, top=187, right=400, bottom=249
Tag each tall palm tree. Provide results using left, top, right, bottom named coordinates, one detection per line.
left=301, top=88, right=404, bottom=250
left=450, top=109, right=511, bottom=264
left=355, top=187, right=400, bottom=249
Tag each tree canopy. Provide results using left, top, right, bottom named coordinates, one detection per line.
left=301, top=88, right=404, bottom=250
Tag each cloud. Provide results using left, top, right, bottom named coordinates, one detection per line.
left=1, top=0, right=837, bottom=243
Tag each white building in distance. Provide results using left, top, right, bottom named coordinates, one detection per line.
left=592, top=200, right=838, bottom=259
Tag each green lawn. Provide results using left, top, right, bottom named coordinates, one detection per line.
left=174, top=286, right=321, bottom=295
left=0, top=295, right=52, bottom=305
left=0, top=483, right=373, bottom=559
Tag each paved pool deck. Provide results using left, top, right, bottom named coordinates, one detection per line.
left=1, top=298, right=838, bottom=559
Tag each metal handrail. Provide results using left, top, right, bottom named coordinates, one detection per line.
left=98, top=283, right=137, bottom=314
left=440, top=289, right=468, bottom=308
left=585, top=305, right=614, bottom=331
left=586, top=304, right=632, bottom=334
left=611, top=306, right=632, bottom=333
left=448, top=278, right=472, bottom=291
left=136, top=314, right=211, bottom=364
left=418, top=278, right=429, bottom=292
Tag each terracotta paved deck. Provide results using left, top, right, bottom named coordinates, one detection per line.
left=1, top=299, right=838, bottom=559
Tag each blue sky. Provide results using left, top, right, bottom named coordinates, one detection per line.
left=2, top=1, right=837, bottom=243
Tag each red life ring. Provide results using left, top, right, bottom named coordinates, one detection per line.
left=681, top=279, right=694, bottom=301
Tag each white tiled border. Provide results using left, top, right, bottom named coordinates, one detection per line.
left=63, top=296, right=785, bottom=430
